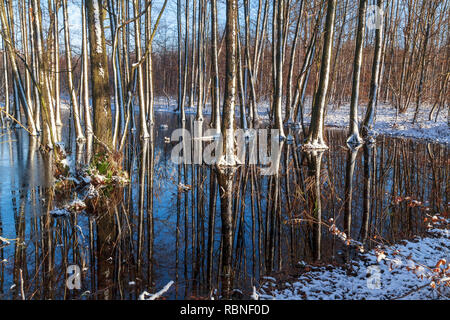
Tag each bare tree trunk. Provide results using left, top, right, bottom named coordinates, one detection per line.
left=133, top=0, right=150, bottom=139
left=189, top=0, right=197, bottom=110
left=6, top=0, right=20, bottom=124
left=62, top=0, right=85, bottom=142
left=195, top=0, right=205, bottom=121
left=0, top=1, right=37, bottom=136
left=181, top=0, right=189, bottom=123
left=285, top=0, right=304, bottom=125
left=217, top=1, right=239, bottom=297
left=177, top=0, right=185, bottom=121
left=28, top=9, right=41, bottom=133
left=413, top=2, right=437, bottom=124
left=82, top=0, right=93, bottom=135
left=273, top=0, right=285, bottom=139
left=20, top=0, right=34, bottom=127
left=86, top=0, right=113, bottom=150
left=53, top=0, right=61, bottom=127
left=305, top=0, right=337, bottom=149
left=347, top=0, right=367, bottom=146
left=33, top=0, right=58, bottom=146
left=210, top=0, right=220, bottom=131
left=362, top=0, right=384, bottom=138
left=108, top=0, right=124, bottom=147
left=237, top=24, right=247, bottom=130
left=2, top=39, right=10, bottom=122
left=145, top=3, right=155, bottom=126
left=219, top=0, right=238, bottom=166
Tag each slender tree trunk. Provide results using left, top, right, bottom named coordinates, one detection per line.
left=195, top=0, right=205, bottom=121
left=62, top=0, right=85, bottom=142
left=53, top=0, right=62, bottom=127
left=237, top=25, right=247, bottom=130
left=86, top=0, right=113, bottom=150
left=347, top=0, right=367, bottom=146
left=146, top=3, right=155, bottom=126
left=362, top=0, right=384, bottom=138
left=413, top=3, right=436, bottom=124
left=210, top=0, right=220, bottom=131
left=189, top=0, right=197, bottom=109
left=177, top=0, right=185, bottom=121
left=217, top=1, right=239, bottom=297
left=0, top=1, right=37, bottom=136
left=2, top=39, right=10, bottom=122
left=273, top=0, right=286, bottom=139
left=305, top=0, right=337, bottom=149
left=219, top=0, right=238, bottom=166
left=82, top=0, right=93, bottom=135
left=181, top=0, right=189, bottom=123
left=20, top=0, right=34, bottom=127
left=108, top=0, right=124, bottom=147
left=133, top=0, right=150, bottom=139
left=285, top=0, right=304, bottom=124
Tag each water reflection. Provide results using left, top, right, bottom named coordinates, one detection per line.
left=0, top=113, right=448, bottom=299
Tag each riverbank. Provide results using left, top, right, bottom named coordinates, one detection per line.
left=255, top=218, right=449, bottom=300
left=151, top=98, right=449, bottom=145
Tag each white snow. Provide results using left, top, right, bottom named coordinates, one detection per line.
left=256, top=223, right=449, bottom=300
left=66, top=199, right=87, bottom=212
left=60, top=158, right=70, bottom=168
left=92, top=0, right=103, bottom=54
left=251, top=286, right=259, bottom=300
left=99, top=67, right=105, bottom=79
left=50, top=199, right=87, bottom=217
left=0, top=236, right=11, bottom=245
left=320, top=103, right=449, bottom=145
left=139, top=281, right=174, bottom=300
left=50, top=208, right=70, bottom=217
left=152, top=97, right=449, bottom=144
left=302, top=142, right=329, bottom=150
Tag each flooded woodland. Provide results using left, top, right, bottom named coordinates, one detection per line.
left=0, top=0, right=449, bottom=301
left=0, top=113, right=447, bottom=299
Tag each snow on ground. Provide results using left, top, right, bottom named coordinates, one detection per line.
left=256, top=222, right=449, bottom=300
left=320, top=103, right=449, bottom=145
left=152, top=97, right=449, bottom=145
left=2, top=95, right=448, bottom=144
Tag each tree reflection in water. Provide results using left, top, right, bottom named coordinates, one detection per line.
left=0, top=114, right=447, bottom=299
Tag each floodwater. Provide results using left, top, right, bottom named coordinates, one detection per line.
left=0, top=112, right=448, bottom=299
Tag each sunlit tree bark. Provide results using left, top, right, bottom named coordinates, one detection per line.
left=362, top=0, right=384, bottom=138
left=210, top=0, right=220, bottom=131
left=62, top=0, right=85, bottom=142
left=133, top=0, right=150, bottom=139
left=217, top=0, right=238, bottom=299
left=347, top=0, right=367, bottom=146
left=81, top=0, right=93, bottom=135
left=272, top=0, right=285, bottom=138
left=31, top=0, right=58, bottom=147
left=305, top=0, right=336, bottom=149
left=86, top=0, right=113, bottom=150
left=0, top=1, right=37, bottom=136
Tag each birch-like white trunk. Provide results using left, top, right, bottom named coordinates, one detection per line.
left=62, top=0, right=85, bottom=142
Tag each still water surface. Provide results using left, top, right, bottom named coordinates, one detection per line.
left=0, top=113, right=448, bottom=299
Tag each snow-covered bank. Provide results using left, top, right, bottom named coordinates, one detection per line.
left=320, top=103, right=449, bottom=145
left=256, top=221, right=449, bottom=300
left=152, top=98, right=449, bottom=145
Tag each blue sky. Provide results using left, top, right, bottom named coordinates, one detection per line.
left=64, top=0, right=230, bottom=52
